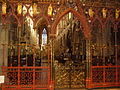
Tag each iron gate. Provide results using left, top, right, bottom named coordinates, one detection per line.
left=55, top=61, right=86, bottom=89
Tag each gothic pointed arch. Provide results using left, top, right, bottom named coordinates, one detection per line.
left=36, top=17, right=49, bottom=45
left=106, top=21, right=115, bottom=45
left=34, top=15, right=51, bottom=29
left=51, top=8, right=91, bottom=39
left=117, top=22, right=120, bottom=45
left=91, top=17, right=103, bottom=26
left=5, top=14, right=20, bottom=26
left=8, top=15, right=18, bottom=44
left=6, top=3, right=21, bottom=26
left=117, top=22, right=120, bottom=65
left=91, top=19, right=103, bottom=56
left=105, top=15, right=115, bottom=26
left=103, top=20, right=115, bottom=59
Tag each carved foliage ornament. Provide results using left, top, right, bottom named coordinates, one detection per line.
left=66, top=0, right=78, bottom=11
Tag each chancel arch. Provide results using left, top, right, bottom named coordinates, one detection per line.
left=51, top=8, right=91, bottom=39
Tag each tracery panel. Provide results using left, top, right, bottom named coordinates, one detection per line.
left=91, top=20, right=103, bottom=66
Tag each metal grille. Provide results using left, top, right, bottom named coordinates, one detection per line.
left=118, top=67, right=120, bottom=83
left=105, top=67, right=116, bottom=82
left=2, top=66, right=53, bottom=90
left=91, top=66, right=120, bottom=88
left=92, top=68, right=103, bottom=83
left=55, top=62, right=85, bottom=89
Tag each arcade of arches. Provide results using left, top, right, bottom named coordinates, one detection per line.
left=0, top=0, right=120, bottom=90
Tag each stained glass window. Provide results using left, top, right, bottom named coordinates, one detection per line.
left=42, top=28, right=47, bottom=45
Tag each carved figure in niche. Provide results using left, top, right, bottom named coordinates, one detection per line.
left=88, top=8, right=94, bottom=18
left=102, top=8, right=107, bottom=18
left=48, top=4, right=53, bottom=16
left=116, top=9, right=120, bottom=19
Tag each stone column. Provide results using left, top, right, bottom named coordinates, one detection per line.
left=86, top=39, right=92, bottom=88
left=17, top=26, right=21, bottom=67
left=0, top=25, right=8, bottom=74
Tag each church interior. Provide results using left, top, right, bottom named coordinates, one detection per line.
left=0, top=0, right=120, bottom=90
